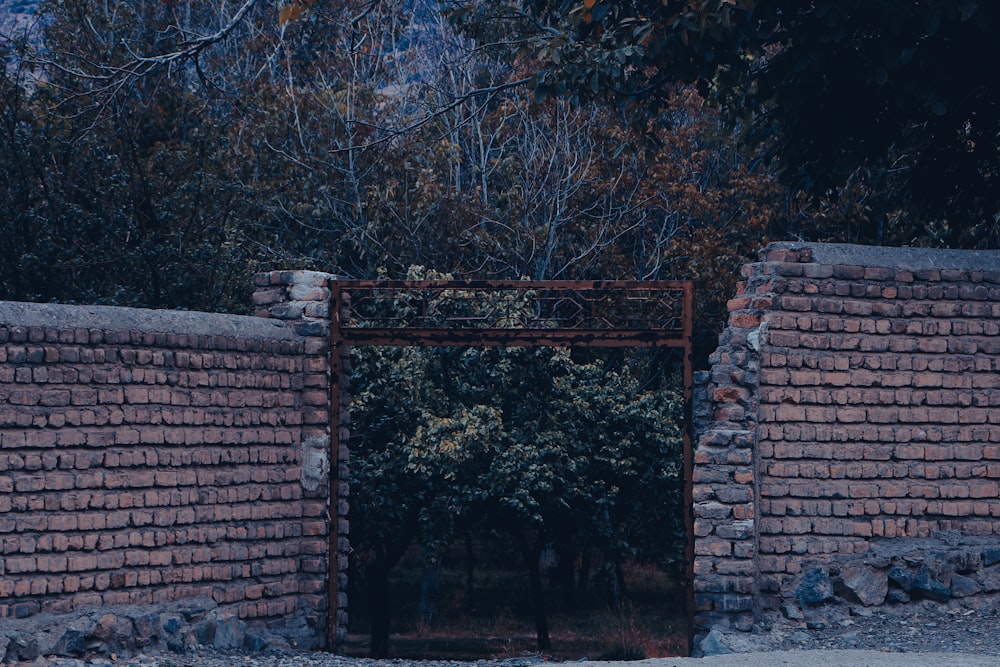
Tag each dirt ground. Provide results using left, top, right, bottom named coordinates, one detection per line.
left=570, top=650, right=999, bottom=667
left=660, top=595, right=1000, bottom=667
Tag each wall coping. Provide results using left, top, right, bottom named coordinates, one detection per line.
left=766, top=242, right=1000, bottom=271
left=0, top=301, right=301, bottom=341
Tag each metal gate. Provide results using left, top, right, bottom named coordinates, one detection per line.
left=327, top=279, right=696, bottom=650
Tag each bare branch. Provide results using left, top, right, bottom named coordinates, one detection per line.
left=129, top=0, right=260, bottom=67
left=325, top=77, right=531, bottom=155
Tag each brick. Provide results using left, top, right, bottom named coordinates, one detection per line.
left=729, top=312, right=762, bottom=328
left=780, top=296, right=813, bottom=311
left=832, top=265, right=865, bottom=279
left=762, top=248, right=807, bottom=263
left=837, top=408, right=867, bottom=423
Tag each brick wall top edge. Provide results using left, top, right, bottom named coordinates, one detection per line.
left=764, top=241, right=1000, bottom=271
left=0, top=301, right=303, bottom=342
left=253, top=270, right=339, bottom=287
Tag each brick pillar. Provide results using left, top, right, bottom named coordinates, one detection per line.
left=330, top=283, right=351, bottom=648
left=692, top=246, right=806, bottom=632
left=252, top=270, right=343, bottom=645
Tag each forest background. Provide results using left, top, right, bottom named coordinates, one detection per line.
left=2, top=0, right=998, bottom=659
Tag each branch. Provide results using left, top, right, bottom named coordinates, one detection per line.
left=30, top=0, right=260, bottom=96
left=126, top=0, right=260, bottom=68
left=325, top=77, right=531, bottom=155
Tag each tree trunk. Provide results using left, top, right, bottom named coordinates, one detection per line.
left=368, top=510, right=419, bottom=658
left=578, top=546, right=591, bottom=596
left=556, top=539, right=577, bottom=606
left=418, top=557, right=442, bottom=627
left=464, top=528, right=476, bottom=613
left=368, top=558, right=391, bottom=658
left=516, top=530, right=551, bottom=651
left=607, top=556, right=627, bottom=610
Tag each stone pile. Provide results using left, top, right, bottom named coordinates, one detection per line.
left=0, top=598, right=319, bottom=663
left=780, top=533, right=1000, bottom=627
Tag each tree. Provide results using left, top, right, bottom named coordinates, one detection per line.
left=5, top=0, right=788, bottom=330
left=0, top=0, right=268, bottom=311
left=499, top=0, right=1000, bottom=248
left=347, top=271, right=685, bottom=655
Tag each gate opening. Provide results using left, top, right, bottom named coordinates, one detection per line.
left=328, top=280, right=696, bottom=656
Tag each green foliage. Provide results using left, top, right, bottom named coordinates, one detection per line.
left=344, top=274, right=689, bottom=655
left=348, top=279, right=686, bottom=575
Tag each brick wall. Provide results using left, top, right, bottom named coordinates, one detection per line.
left=694, top=242, right=1000, bottom=633
left=0, top=279, right=331, bottom=645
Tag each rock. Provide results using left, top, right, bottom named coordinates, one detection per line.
left=838, top=631, right=860, bottom=645
left=950, top=573, right=983, bottom=598
left=802, top=604, right=847, bottom=632
left=695, top=629, right=734, bottom=657
left=979, top=564, right=1000, bottom=592
left=90, top=614, right=134, bottom=647
left=886, top=588, right=910, bottom=604
left=53, top=628, right=88, bottom=656
left=850, top=606, right=874, bottom=618
left=781, top=602, right=804, bottom=620
left=166, top=636, right=186, bottom=654
left=213, top=616, right=246, bottom=651
left=243, top=632, right=268, bottom=652
left=160, top=615, right=182, bottom=635
left=911, top=566, right=951, bottom=602
left=10, top=634, right=39, bottom=662
left=190, top=619, right=215, bottom=647
left=983, top=547, right=1000, bottom=567
left=866, top=556, right=892, bottom=569
left=888, top=566, right=914, bottom=591
left=14, top=603, right=39, bottom=618
left=178, top=598, right=217, bottom=621
left=62, top=614, right=97, bottom=652
left=133, top=614, right=161, bottom=647
left=835, top=566, right=888, bottom=606
left=796, top=567, right=834, bottom=607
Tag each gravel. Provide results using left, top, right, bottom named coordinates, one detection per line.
left=17, top=597, right=1000, bottom=667
left=748, top=597, right=1000, bottom=656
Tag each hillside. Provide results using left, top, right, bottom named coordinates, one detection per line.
left=0, top=0, right=36, bottom=33
left=0, top=0, right=36, bottom=14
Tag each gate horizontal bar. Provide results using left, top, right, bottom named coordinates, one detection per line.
left=339, top=328, right=692, bottom=347
left=337, top=279, right=693, bottom=289
left=331, top=279, right=694, bottom=346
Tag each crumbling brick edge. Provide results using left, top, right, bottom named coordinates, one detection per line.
left=693, top=241, right=1000, bottom=643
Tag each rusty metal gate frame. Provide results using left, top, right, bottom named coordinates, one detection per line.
left=327, top=279, right=696, bottom=651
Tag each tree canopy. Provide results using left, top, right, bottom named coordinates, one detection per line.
left=348, top=291, right=685, bottom=653
left=510, top=0, right=1000, bottom=248
left=2, top=0, right=800, bottom=362
left=341, top=269, right=686, bottom=654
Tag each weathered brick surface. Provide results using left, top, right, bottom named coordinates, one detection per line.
left=695, top=242, right=1000, bottom=630
left=0, top=277, right=332, bottom=643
